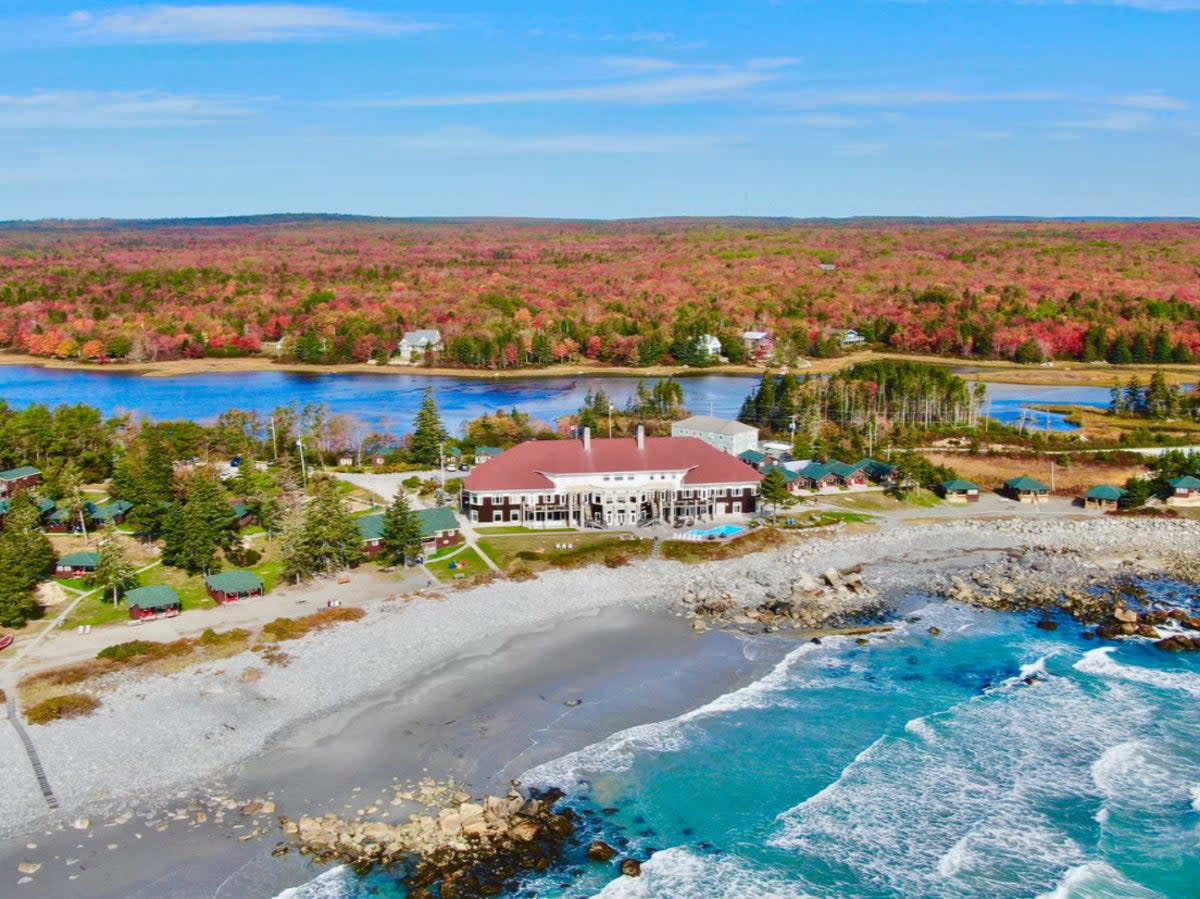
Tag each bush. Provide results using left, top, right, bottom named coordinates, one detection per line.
left=199, top=627, right=252, bottom=647
left=26, top=693, right=101, bottom=725
left=261, top=607, right=366, bottom=642
left=97, top=639, right=193, bottom=664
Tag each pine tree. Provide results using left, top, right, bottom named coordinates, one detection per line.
left=409, top=387, right=448, bottom=466
left=1145, top=370, right=1174, bottom=420
left=284, top=478, right=363, bottom=580
left=755, top=372, right=777, bottom=427
left=381, top=490, right=424, bottom=566
left=1131, top=331, right=1151, bottom=365
left=0, top=492, right=54, bottom=626
left=56, top=458, right=88, bottom=536
left=92, top=533, right=138, bottom=605
left=161, top=468, right=237, bottom=574
left=759, top=467, right=796, bottom=521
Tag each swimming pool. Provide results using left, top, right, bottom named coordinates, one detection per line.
left=685, top=524, right=747, bottom=539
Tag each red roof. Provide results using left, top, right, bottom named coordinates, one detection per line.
left=463, top=436, right=763, bottom=492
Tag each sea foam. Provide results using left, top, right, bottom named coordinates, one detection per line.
left=587, top=848, right=814, bottom=899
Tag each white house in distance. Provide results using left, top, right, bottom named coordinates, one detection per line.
left=393, top=329, right=443, bottom=364
left=840, top=329, right=866, bottom=346
left=462, top=426, right=761, bottom=528
left=695, top=334, right=724, bottom=359
left=670, top=415, right=760, bottom=457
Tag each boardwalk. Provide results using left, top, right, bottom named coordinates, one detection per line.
left=5, top=693, right=57, bottom=810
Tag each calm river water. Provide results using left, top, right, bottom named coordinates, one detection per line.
left=0, top=365, right=1112, bottom=434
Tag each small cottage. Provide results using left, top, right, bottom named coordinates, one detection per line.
left=205, top=570, right=265, bottom=603
left=228, top=499, right=254, bottom=527
left=0, top=465, right=42, bottom=497
left=357, top=507, right=463, bottom=555
left=474, top=446, right=505, bottom=465
left=126, top=585, right=182, bottom=620
left=90, top=499, right=133, bottom=528
left=56, top=551, right=100, bottom=578
left=1004, top=476, right=1050, bottom=503
left=1084, top=484, right=1127, bottom=510
left=941, top=479, right=980, bottom=503
left=1166, top=475, right=1200, bottom=507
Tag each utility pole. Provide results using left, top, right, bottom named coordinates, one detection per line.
left=270, top=416, right=278, bottom=460
left=439, top=442, right=445, bottom=486
left=1050, top=461, right=1056, bottom=492
left=607, top=407, right=613, bottom=438
left=297, top=437, right=308, bottom=486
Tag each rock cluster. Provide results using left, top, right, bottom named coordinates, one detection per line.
left=935, top=549, right=1200, bottom=651
left=680, top=564, right=882, bottom=633
left=283, top=785, right=579, bottom=898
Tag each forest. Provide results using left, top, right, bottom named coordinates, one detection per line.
left=0, top=217, right=1198, bottom=368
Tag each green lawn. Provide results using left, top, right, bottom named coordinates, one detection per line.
left=477, top=532, right=651, bottom=573
left=777, top=510, right=875, bottom=528
left=426, top=546, right=491, bottom=582
left=473, top=525, right=578, bottom=535
left=818, top=489, right=942, bottom=512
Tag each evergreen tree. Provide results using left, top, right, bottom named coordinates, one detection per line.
left=120, top=428, right=177, bottom=535
left=0, top=492, right=54, bottom=627
left=1109, top=381, right=1128, bottom=416
left=380, top=490, right=424, bottom=566
left=161, top=468, right=237, bottom=574
left=759, top=467, right=796, bottom=521
left=56, top=458, right=89, bottom=536
left=408, top=388, right=448, bottom=466
left=92, top=533, right=138, bottom=605
left=284, top=478, right=362, bottom=580
left=1108, top=334, right=1133, bottom=365
left=755, top=372, right=777, bottom=427
left=1131, top=331, right=1151, bottom=365
left=1145, top=370, right=1174, bottom=419
left=1151, top=328, right=1173, bottom=364
left=1123, top=377, right=1144, bottom=416
left=1014, top=339, right=1044, bottom=364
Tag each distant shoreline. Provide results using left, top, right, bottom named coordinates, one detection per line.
left=1, top=350, right=1196, bottom=388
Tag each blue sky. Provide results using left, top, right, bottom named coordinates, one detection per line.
left=0, top=1, right=1197, bottom=218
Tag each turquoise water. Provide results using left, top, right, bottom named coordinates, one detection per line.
left=282, top=586, right=1200, bottom=898
left=685, top=524, right=747, bottom=538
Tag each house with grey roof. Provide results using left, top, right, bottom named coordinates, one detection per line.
left=394, top=329, right=444, bottom=364
left=670, top=415, right=760, bottom=458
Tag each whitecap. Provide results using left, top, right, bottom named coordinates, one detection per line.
left=524, top=640, right=834, bottom=785
left=588, top=847, right=812, bottom=899
left=272, top=865, right=356, bottom=899
left=1074, top=647, right=1200, bottom=698
left=1033, top=860, right=1161, bottom=899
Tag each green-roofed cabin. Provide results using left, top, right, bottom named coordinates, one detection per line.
left=737, top=449, right=767, bottom=469
left=205, top=570, right=265, bottom=604
left=228, top=498, right=253, bottom=526
left=356, top=508, right=462, bottom=556
left=126, top=585, right=182, bottom=621
left=940, top=479, right=980, bottom=503
left=1166, top=475, right=1200, bottom=507
left=1084, top=484, right=1127, bottom=510
left=853, top=458, right=899, bottom=486
left=0, top=465, right=42, bottom=498
left=356, top=512, right=386, bottom=553
left=1004, top=476, right=1050, bottom=503
left=56, top=551, right=100, bottom=578
left=90, top=499, right=133, bottom=528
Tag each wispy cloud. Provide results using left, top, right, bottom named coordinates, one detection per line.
left=66, top=4, right=439, bottom=43
left=1108, top=92, right=1189, bottom=110
left=378, top=127, right=744, bottom=155
left=346, top=71, right=774, bottom=108
left=1055, top=109, right=1155, bottom=130
left=779, top=88, right=1068, bottom=108
left=788, top=114, right=866, bottom=128
left=0, top=89, right=256, bottom=127
left=600, top=56, right=688, bottom=74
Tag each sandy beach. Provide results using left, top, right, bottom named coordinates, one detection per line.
left=1, top=515, right=1197, bottom=898
left=3, top=349, right=1196, bottom=387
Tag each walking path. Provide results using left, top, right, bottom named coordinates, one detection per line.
left=4, top=693, right=57, bottom=810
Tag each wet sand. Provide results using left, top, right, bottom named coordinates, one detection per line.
left=0, top=609, right=781, bottom=899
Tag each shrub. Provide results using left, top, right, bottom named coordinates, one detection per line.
left=261, top=607, right=366, bottom=642
left=97, top=639, right=193, bottom=664
left=25, top=693, right=101, bottom=725
left=199, top=627, right=252, bottom=647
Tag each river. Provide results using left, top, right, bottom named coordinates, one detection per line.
left=0, top=365, right=1112, bottom=434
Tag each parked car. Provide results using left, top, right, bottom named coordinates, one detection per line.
left=458, top=463, right=470, bottom=471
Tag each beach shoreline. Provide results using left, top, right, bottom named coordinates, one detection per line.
left=1, top=516, right=1197, bottom=897
left=2, top=350, right=1196, bottom=388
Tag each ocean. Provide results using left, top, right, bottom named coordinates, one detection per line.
left=277, top=584, right=1200, bottom=899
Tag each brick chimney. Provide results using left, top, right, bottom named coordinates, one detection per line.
left=582, top=426, right=591, bottom=451
left=636, top=424, right=645, bottom=450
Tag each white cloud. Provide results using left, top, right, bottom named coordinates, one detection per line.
left=347, top=71, right=773, bottom=108
left=747, top=57, right=802, bottom=70
left=790, top=114, right=866, bottom=128
left=1055, top=109, right=1154, bottom=130
left=0, top=89, right=256, bottom=127
left=66, top=4, right=438, bottom=43
left=1108, top=92, right=1189, bottom=110
left=378, top=127, right=744, bottom=154
left=780, top=88, right=1067, bottom=108
left=600, top=56, right=687, bottom=74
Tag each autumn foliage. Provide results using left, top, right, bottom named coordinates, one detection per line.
left=0, top=216, right=1197, bottom=367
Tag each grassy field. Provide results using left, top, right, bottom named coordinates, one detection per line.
left=426, top=546, right=492, bottom=582
left=924, top=452, right=1145, bottom=492
left=477, top=532, right=652, bottom=573
left=474, top=525, right=578, bottom=535
left=817, top=489, right=942, bottom=512
left=778, top=510, right=876, bottom=528
left=1030, top=404, right=1200, bottom=442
